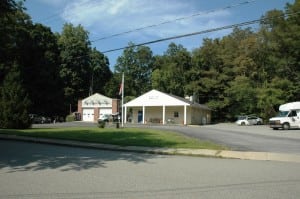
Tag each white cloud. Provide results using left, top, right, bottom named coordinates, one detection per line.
left=61, top=0, right=231, bottom=41
left=39, top=0, right=69, bottom=7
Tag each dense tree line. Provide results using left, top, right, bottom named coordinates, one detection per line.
left=109, top=0, right=300, bottom=121
left=0, top=0, right=111, bottom=128
left=0, top=0, right=299, bottom=128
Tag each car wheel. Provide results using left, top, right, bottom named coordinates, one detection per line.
left=282, top=123, right=290, bottom=130
left=257, top=121, right=262, bottom=125
left=241, top=122, right=246, bottom=126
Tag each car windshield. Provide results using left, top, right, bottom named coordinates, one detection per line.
left=277, top=111, right=289, bottom=117
left=237, top=116, right=247, bottom=120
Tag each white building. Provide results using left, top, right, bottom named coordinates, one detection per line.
left=77, top=93, right=119, bottom=122
left=123, top=89, right=211, bottom=125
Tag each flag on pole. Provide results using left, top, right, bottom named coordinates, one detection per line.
left=118, top=83, right=123, bottom=96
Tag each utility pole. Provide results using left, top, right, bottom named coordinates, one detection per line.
left=121, top=72, right=124, bottom=127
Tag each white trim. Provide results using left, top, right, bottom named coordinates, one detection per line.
left=184, top=105, right=187, bottom=125
left=142, top=106, right=145, bottom=124
left=124, top=105, right=127, bottom=124
left=163, top=105, right=165, bottom=125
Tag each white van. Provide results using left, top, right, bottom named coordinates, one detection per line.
left=269, top=102, right=300, bottom=130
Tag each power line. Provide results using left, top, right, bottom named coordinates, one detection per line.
left=100, top=11, right=300, bottom=54
left=91, top=0, right=256, bottom=43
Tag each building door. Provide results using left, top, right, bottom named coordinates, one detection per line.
left=138, top=110, right=143, bottom=123
left=82, top=109, right=94, bottom=122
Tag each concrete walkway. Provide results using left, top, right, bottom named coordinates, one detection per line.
left=1, top=134, right=300, bottom=163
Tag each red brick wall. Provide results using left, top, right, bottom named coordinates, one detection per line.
left=77, top=100, right=82, bottom=121
left=112, top=99, right=120, bottom=114
left=94, top=108, right=100, bottom=122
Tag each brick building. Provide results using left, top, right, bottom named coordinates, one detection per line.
left=77, top=93, right=119, bottom=122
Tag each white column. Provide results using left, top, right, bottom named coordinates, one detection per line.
left=184, top=105, right=187, bottom=125
left=162, top=105, right=165, bottom=125
left=142, top=106, right=145, bottom=124
left=124, top=105, right=127, bottom=124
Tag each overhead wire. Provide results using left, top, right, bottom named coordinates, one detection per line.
left=90, top=0, right=256, bottom=43
left=100, top=11, right=300, bottom=54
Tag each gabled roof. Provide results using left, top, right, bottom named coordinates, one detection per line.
left=124, top=89, right=210, bottom=110
left=82, top=93, right=112, bottom=106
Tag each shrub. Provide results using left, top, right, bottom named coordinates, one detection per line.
left=98, top=120, right=106, bottom=128
left=66, top=114, right=75, bottom=122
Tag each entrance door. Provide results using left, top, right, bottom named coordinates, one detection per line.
left=138, top=111, right=143, bottom=123
left=289, top=110, right=300, bottom=128
left=82, top=109, right=94, bottom=122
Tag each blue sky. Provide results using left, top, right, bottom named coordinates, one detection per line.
left=24, top=0, right=293, bottom=70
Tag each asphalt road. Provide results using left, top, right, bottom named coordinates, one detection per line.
left=1, top=140, right=300, bottom=199
left=153, top=124, right=300, bottom=154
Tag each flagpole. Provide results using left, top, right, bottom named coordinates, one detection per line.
left=121, top=72, right=124, bottom=127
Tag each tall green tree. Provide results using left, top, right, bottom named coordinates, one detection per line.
left=0, top=63, right=31, bottom=129
left=89, top=48, right=112, bottom=95
left=0, top=0, right=30, bottom=84
left=22, top=24, right=64, bottom=116
left=58, top=23, right=92, bottom=112
left=114, top=43, right=153, bottom=97
left=152, top=43, right=191, bottom=97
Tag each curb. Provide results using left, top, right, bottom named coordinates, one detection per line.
left=1, top=134, right=300, bottom=163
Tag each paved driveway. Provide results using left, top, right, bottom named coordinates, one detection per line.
left=153, top=124, right=300, bottom=154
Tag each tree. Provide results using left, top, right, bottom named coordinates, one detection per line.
left=89, top=48, right=112, bottom=95
left=114, top=43, right=153, bottom=97
left=0, top=0, right=31, bottom=85
left=225, top=76, right=257, bottom=118
left=21, top=23, right=64, bottom=116
left=58, top=23, right=92, bottom=113
left=152, top=43, right=191, bottom=97
left=0, top=63, right=31, bottom=129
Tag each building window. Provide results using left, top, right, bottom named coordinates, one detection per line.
left=174, top=111, right=179, bottom=118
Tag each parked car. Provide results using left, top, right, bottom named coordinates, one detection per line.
left=98, top=114, right=110, bottom=122
left=29, top=114, right=51, bottom=124
left=236, top=115, right=263, bottom=125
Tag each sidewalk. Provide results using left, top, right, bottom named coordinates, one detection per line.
left=1, top=134, right=300, bottom=163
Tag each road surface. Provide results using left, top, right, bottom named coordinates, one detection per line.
left=154, top=124, right=300, bottom=154
left=1, top=140, right=300, bottom=199
left=34, top=122, right=300, bottom=154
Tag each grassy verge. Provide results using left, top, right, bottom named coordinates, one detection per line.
left=0, top=127, right=227, bottom=150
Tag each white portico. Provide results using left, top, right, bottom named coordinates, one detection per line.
left=123, top=89, right=211, bottom=125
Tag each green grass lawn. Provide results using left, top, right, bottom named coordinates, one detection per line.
left=0, top=127, right=227, bottom=150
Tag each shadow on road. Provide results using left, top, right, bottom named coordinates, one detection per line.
left=0, top=140, right=164, bottom=172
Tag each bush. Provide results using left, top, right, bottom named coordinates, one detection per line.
left=98, top=120, right=106, bottom=128
left=65, top=114, right=75, bottom=122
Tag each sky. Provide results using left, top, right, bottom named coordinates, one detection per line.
left=24, top=0, right=294, bottom=70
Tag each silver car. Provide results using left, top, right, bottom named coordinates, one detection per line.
left=236, top=115, right=263, bottom=125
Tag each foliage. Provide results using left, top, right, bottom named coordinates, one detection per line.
left=89, top=48, right=112, bottom=95
left=1, top=0, right=299, bottom=124
left=57, top=23, right=92, bottom=112
left=0, top=63, right=31, bottom=129
left=152, top=43, right=191, bottom=97
left=97, top=120, right=106, bottom=128
left=114, top=43, right=154, bottom=97
left=65, top=114, right=75, bottom=122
